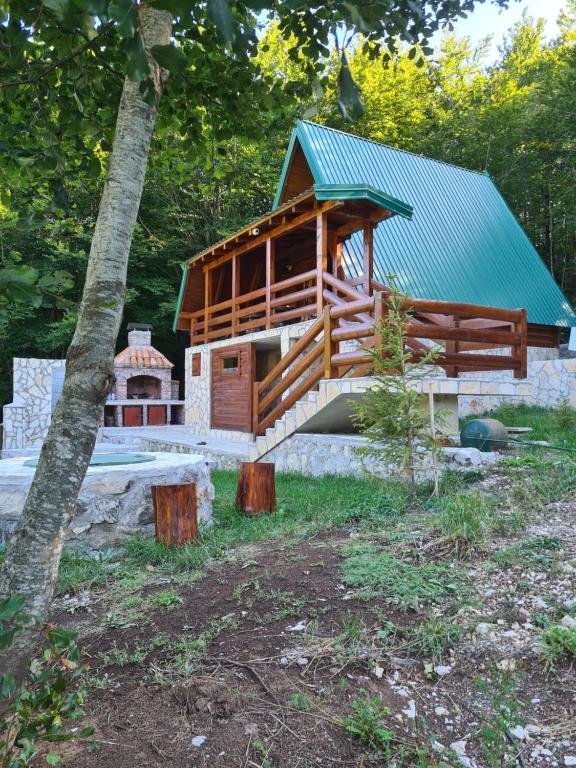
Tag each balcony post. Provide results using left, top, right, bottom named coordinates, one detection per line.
left=323, top=306, right=337, bottom=379
left=204, top=268, right=210, bottom=345
left=232, top=254, right=238, bottom=337
left=317, top=212, right=328, bottom=315
left=363, top=221, right=374, bottom=296
left=266, top=238, right=275, bottom=329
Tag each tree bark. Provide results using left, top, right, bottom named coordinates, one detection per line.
left=0, top=4, right=172, bottom=674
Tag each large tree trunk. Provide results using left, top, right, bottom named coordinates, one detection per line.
left=0, top=4, right=172, bottom=674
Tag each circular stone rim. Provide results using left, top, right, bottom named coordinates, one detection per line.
left=23, top=453, right=157, bottom=468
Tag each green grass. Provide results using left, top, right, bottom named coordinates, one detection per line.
left=121, top=471, right=389, bottom=572
left=403, top=615, right=463, bottom=659
left=539, top=624, right=576, bottom=666
left=148, top=589, right=184, bottom=609
left=434, top=492, right=494, bottom=555
left=342, top=544, right=465, bottom=610
left=491, top=536, right=561, bottom=570
left=56, top=471, right=385, bottom=594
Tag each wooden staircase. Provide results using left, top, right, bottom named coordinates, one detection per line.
left=251, top=273, right=528, bottom=452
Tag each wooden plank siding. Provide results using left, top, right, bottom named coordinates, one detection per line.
left=211, top=343, right=255, bottom=432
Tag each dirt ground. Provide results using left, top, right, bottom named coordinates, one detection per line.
left=47, top=471, right=576, bottom=768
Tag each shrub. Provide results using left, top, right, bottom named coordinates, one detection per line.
left=404, top=615, right=463, bottom=659
left=0, top=595, right=92, bottom=767
left=343, top=689, right=393, bottom=754
left=435, top=492, right=492, bottom=555
left=540, top=624, right=576, bottom=666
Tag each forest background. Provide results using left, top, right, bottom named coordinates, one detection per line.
left=1, top=7, right=575, bottom=404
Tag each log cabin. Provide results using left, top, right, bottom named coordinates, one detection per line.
left=173, top=122, right=576, bottom=457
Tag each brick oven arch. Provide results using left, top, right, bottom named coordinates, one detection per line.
left=126, top=374, right=162, bottom=400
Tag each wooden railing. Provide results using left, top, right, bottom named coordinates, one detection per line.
left=187, top=269, right=318, bottom=345
left=251, top=278, right=528, bottom=435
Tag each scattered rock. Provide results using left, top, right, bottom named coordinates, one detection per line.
left=402, top=700, right=416, bottom=719
left=287, top=621, right=307, bottom=632
left=561, top=615, right=576, bottom=629
left=191, top=736, right=206, bottom=747
left=434, top=664, right=452, bottom=676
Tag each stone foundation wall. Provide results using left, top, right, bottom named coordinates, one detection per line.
left=2, top=358, right=65, bottom=449
left=459, top=354, right=576, bottom=416
left=264, top=433, right=500, bottom=479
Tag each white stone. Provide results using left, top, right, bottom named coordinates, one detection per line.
left=564, top=757, right=576, bottom=766
left=402, top=700, right=416, bottom=719
left=561, top=616, right=576, bottom=629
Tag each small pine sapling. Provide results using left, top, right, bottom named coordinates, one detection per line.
left=350, top=281, right=444, bottom=492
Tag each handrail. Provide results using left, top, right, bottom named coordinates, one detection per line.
left=257, top=315, right=324, bottom=393
left=251, top=281, right=528, bottom=435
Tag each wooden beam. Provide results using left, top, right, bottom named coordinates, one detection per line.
left=362, top=222, right=374, bottom=296
left=200, top=200, right=343, bottom=273
left=266, top=238, right=275, bottom=330
left=335, top=209, right=391, bottom=239
left=231, top=254, right=239, bottom=336
left=203, top=270, right=210, bottom=345
left=316, top=212, right=328, bottom=315
left=323, top=306, right=337, bottom=379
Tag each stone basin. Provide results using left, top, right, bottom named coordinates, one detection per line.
left=0, top=452, right=214, bottom=551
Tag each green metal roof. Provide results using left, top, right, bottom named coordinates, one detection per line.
left=172, top=262, right=188, bottom=333
left=314, top=183, right=412, bottom=219
left=275, top=121, right=576, bottom=327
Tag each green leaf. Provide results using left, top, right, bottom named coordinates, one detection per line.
left=151, top=44, right=188, bottom=74
left=0, top=628, right=15, bottom=651
left=0, top=672, right=16, bottom=697
left=43, top=0, right=72, bottom=22
left=80, top=726, right=96, bottom=738
left=109, top=0, right=138, bottom=38
left=46, top=753, right=61, bottom=765
left=124, top=34, right=149, bottom=81
left=343, top=2, right=370, bottom=33
left=336, top=53, right=365, bottom=121
left=207, top=0, right=237, bottom=45
left=0, top=594, right=25, bottom=620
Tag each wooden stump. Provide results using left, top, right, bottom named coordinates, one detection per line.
left=152, top=482, right=200, bottom=546
left=236, top=462, right=276, bottom=516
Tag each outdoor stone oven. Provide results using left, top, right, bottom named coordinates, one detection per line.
left=105, top=324, right=184, bottom=427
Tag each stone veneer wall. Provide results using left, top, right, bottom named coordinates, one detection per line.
left=2, top=358, right=65, bottom=449
left=458, top=348, right=576, bottom=416
left=185, top=320, right=314, bottom=439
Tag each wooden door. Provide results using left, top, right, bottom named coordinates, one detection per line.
left=123, top=405, right=143, bottom=427
left=148, top=405, right=167, bottom=426
left=211, top=343, right=255, bottom=432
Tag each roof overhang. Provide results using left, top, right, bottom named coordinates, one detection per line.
left=314, top=183, right=412, bottom=220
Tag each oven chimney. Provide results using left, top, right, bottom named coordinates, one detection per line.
left=127, top=323, right=152, bottom=347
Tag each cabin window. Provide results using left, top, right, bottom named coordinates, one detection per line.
left=222, top=354, right=239, bottom=373
left=191, top=353, right=201, bottom=377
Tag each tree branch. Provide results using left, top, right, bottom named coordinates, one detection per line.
left=0, top=21, right=115, bottom=89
